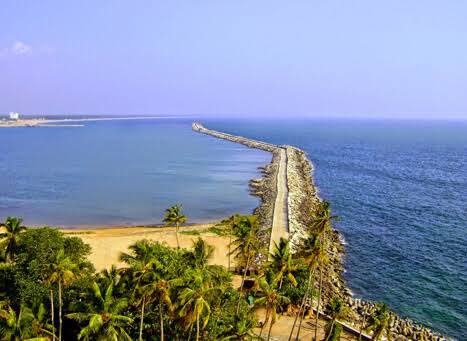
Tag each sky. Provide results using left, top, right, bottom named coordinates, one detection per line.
left=0, top=1, right=466, bottom=119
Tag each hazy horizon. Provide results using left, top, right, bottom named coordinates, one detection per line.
left=1, top=1, right=466, bottom=120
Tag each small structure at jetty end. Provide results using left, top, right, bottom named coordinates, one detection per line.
left=9, top=112, right=20, bottom=120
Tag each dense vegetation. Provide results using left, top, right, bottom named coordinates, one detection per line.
left=0, top=203, right=393, bottom=340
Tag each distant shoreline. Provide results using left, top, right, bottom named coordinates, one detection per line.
left=0, top=116, right=184, bottom=128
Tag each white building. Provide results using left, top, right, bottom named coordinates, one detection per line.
left=9, top=112, right=20, bottom=120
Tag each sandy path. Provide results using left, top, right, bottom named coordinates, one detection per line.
left=269, top=147, right=289, bottom=255
left=64, top=225, right=231, bottom=271
left=254, top=311, right=358, bottom=341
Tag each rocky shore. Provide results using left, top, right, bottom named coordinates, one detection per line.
left=192, top=122, right=448, bottom=341
left=249, top=152, right=280, bottom=255
left=284, top=145, right=447, bottom=341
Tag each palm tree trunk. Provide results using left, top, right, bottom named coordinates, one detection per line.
left=325, top=320, right=336, bottom=341
left=196, top=310, right=200, bottom=341
left=175, top=223, right=180, bottom=248
left=139, top=296, right=145, bottom=341
left=58, top=281, right=62, bottom=341
left=267, top=316, right=275, bottom=341
left=259, top=307, right=270, bottom=339
left=294, top=267, right=314, bottom=340
left=279, top=276, right=283, bottom=289
left=314, top=267, right=324, bottom=341
left=159, top=301, right=164, bottom=341
left=188, top=324, right=193, bottom=341
left=50, top=289, right=55, bottom=341
left=228, top=230, right=232, bottom=272
left=236, top=253, right=252, bottom=313
left=288, top=301, right=303, bottom=341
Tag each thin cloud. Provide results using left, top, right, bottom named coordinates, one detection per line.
left=11, top=41, right=33, bottom=55
left=0, top=41, right=33, bottom=56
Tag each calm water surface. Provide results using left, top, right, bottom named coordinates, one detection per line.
left=0, top=119, right=270, bottom=226
left=208, top=118, right=466, bottom=340
left=1, top=118, right=465, bottom=339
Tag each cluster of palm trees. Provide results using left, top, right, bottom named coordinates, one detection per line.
left=0, top=201, right=395, bottom=340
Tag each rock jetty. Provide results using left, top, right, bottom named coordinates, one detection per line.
left=192, top=122, right=448, bottom=341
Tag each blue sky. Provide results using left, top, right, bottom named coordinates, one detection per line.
left=1, top=1, right=466, bottom=119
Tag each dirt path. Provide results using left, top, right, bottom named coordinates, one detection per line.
left=269, top=147, right=289, bottom=255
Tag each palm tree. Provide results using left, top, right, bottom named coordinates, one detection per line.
left=269, top=237, right=298, bottom=289
left=0, top=217, right=27, bottom=262
left=366, top=303, right=392, bottom=341
left=226, top=214, right=240, bottom=272
left=163, top=204, right=187, bottom=248
left=289, top=233, right=324, bottom=341
left=67, top=281, right=133, bottom=340
left=324, top=297, right=348, bottom=341
left=0, top=302, right=54, bottom=340
left=47, top=251, right=79, bottom=341
left=99, top=265, right=122, bottom=287
left=139, top=276, right=173, bottom=341
left=229, top=215, right=260, bottom=312
left=190, top=237, right=214, bottom=270
left=311, top=201, right=339, bottom=341
left=178, top=269, right=222, bottom=341
left=254, top=277, right=290, bottom=341
left=220, top=314, right=256, bottom=340
left=120, top=240, right=158, bottom=340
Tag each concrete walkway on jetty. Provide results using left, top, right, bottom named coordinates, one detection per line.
left=192, top=122, right=289, bottom=255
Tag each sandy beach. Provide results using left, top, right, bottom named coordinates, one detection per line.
left=63, top=224, right=231, bottom=271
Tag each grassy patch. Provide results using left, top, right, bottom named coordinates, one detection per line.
left=180, top=229, right=202, bottom=236
left=63, top=231, right=95, bottom=235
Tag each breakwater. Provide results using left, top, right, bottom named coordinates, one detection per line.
left=192, top=122, right=447, bottom=341
left=192, top=122, right=289, bottom=256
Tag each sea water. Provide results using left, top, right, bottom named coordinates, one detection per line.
left=0, top=119, right=270, bottom=227
left=1, top=118, right=465, bottom=339
left=207, top=118, right=466, bottom=340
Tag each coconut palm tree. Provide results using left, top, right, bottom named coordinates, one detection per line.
left=254, top=277, right=290, bottom=341
left=66, top=281, right=133, bottom=340
left=163, top=204, right=187, bottom=248
left=0, top=302, right=54, bottom=340
left=0, top=217, right=27, bottom=262
left=229, top=215, right=260, bottom=312
left=120, top=240, right=159, bottom=340
left=226, top=215, right=236, bottom=272
left=269, top=237, right=298, bottom=289
left=311, top=201, right=339, bottom=341
left=366, top=303, right=392, bottom=341
left=219, top=314, right=257, bottom=341
left=289, top=233, right=322, bottom=341
left=178, top=269, right=222, bottom=341
left=190, top=237, right=214, bottom=270
left=99, top=265, right=122, bottom=287
left=324, top=297, right=348, bottom=341
left=47, top=251, right=79, bottom=341
left=138, top=276, right=173, bottom=341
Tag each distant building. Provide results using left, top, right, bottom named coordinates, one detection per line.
left=9, top=112, right=20, bottom=120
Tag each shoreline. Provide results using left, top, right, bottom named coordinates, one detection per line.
left=0, top=116, right=185, bottom=128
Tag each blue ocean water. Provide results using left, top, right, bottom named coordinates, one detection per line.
left=0, top=119, right=270, bottom=227
left=1, top=118, right=465, bottom=339
left=207, top=118, right=466, bottom=340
